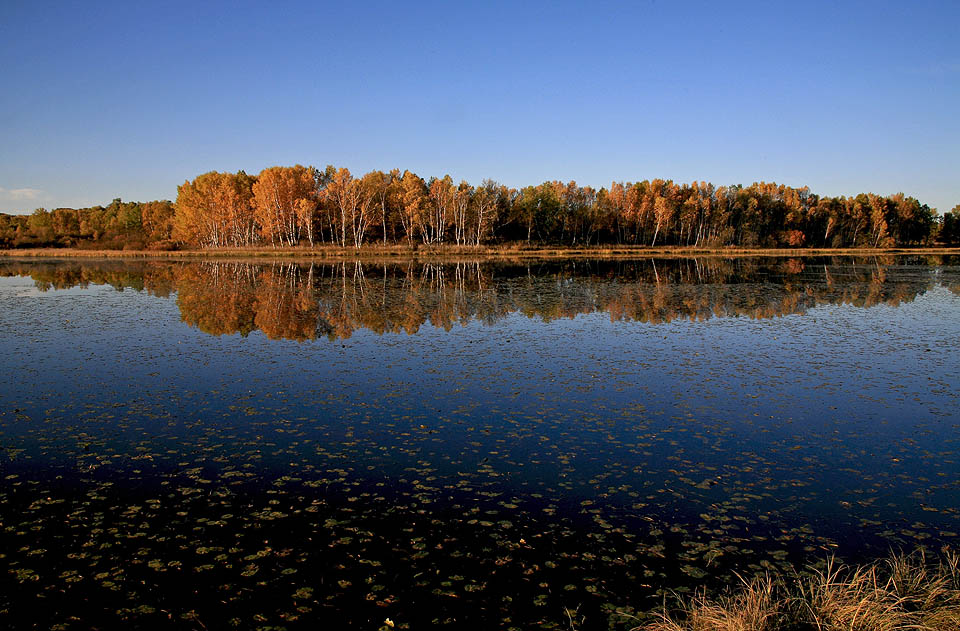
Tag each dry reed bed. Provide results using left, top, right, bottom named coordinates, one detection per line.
left=635, top=550, right=960, bottom=631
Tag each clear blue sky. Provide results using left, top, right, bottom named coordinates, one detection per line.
left=1, top=0, right=957, bottom=214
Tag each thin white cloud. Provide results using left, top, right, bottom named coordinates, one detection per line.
left=0, top=187, right=45, bottom=201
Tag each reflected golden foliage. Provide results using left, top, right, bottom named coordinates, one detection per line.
left=1, top=257, right=954, bottom=342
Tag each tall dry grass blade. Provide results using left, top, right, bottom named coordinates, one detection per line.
left=637, top=550, right=960, bottom=631
left=638, top=575, right=780, bottom=631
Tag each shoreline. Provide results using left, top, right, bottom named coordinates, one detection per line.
left=632, top=548, right=960, bottom=631
left=2, top=244, right=959, bottom=262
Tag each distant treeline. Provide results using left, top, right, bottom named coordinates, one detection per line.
left=3, top=257, right=956, bottom=342
left=3, top=166, right=960, bottom=249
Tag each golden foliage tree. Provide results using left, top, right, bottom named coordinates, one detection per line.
left=173, top=171, right=256, bottom=247
left=399, top=170, right=426, bottom=244
left=323, top=167, right=362, bottom=247
left=252, top=165, right=315, bottom=247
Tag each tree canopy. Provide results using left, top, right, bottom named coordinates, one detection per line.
left=1, top=166, right=954, bottom=250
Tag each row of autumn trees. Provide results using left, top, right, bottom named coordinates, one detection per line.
left=173, top=166, right=949, bottom=248
left=0, top=198, right=175, bottom=249
left=172, top=166, right=510, bottom=248
left=3, top=165, right=960, bottom=249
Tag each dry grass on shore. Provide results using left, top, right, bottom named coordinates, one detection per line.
left=2, top=244, right=959, bottom=262
left=634, top=550, right=960, bottom=631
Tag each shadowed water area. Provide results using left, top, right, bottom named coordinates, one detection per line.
left=0, top=256, right=958, bottom=630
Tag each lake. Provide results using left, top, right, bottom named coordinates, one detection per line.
left=1, top=256, right=958, bottom=630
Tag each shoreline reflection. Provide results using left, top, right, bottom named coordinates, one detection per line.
left=1, top=256, right=957, bottom=341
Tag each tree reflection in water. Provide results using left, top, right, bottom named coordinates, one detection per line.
left=2, top=256, right=957, bottom=342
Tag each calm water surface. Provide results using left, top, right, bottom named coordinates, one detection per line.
left=1, top=256, right=958, bottom=630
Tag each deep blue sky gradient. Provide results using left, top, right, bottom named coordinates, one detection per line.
left=1, top=0, right=957, bottom=213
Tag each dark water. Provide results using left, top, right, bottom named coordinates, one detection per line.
left=0, top=256, right=958, bottom=630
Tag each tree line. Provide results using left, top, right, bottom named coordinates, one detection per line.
left=2, top=165, right=959, bottom=249
left=0, top=198, right=175, bottom=250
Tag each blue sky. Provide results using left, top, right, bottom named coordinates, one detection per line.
left=1, top=0, right=958, bottom=214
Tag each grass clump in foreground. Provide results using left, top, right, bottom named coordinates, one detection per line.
left=636, top=549, right=960, bottom=631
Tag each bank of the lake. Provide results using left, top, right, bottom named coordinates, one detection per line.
left=2, top=244, right=960, bottom=261
left=635, top=549, right=960, bottom=631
